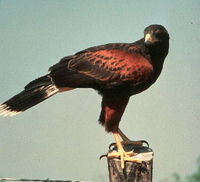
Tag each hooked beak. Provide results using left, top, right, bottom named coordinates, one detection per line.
left=145, top=33, right=152, bottom=43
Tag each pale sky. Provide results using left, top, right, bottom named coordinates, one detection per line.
left=0, top=0, right=200, bottom=181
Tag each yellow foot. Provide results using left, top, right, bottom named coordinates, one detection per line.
left=107, top=149, right=142, bottom=168
left=109, top=132, right=144, bottom=168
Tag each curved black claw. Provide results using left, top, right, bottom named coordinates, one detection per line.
left=140, top=140, right=149, bottom=148
left=99, top=154, right=108, bottom=160
left=109, top=142, right=116, bottom=150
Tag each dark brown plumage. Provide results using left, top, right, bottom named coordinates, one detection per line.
left=0, top=24, right=169, bottom=134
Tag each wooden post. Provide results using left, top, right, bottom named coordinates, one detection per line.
left=107, top=144, right=153, bottom=182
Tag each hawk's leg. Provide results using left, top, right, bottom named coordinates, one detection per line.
left=107, top=132, right=142, bottom=169
left=109, top=129, right=149, bottom=150
left=119, top=128, right=149, bottom=146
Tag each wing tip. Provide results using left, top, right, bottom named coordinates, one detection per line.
left=0, top=104, right=22, bottom=117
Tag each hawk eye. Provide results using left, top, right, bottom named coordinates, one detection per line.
left=155, top=31, right=166, bottom=39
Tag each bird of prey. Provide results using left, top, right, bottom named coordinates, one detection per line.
left=0, top=24, right=169, bottom=168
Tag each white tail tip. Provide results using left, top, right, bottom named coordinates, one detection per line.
left=0, top=104, right=22, bottom=117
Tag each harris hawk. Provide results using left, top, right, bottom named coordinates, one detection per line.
left=0, top=24, right=169, bottom=168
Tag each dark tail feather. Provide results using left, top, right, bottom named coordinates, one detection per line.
left=0, top=75, right=58, bottom=116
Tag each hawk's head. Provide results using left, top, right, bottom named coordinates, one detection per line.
left=144, top=24, right=169, bottom=46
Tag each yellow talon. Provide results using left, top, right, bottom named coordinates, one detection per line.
left=108, top=132, right=143, bottom=168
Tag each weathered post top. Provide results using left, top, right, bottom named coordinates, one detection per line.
left=107, top=144, right=153, bottom=182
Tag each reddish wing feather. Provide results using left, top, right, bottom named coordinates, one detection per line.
left=69, top=49, right=153, bottom=85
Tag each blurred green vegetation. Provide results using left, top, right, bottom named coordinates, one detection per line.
left=160, top=156, right=200, bottom=182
